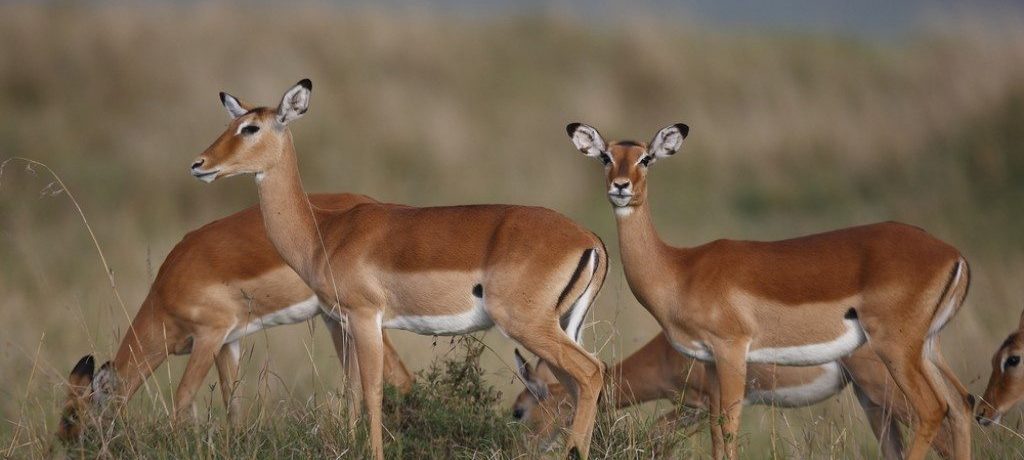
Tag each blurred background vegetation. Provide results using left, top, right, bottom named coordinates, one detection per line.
left=2, top=1, right=1024, bottom=457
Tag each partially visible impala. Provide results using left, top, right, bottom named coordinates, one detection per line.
left=512, top=334, right=956, bottom=459
left=565, top=122, right=973, bottom=459
left=189, top=80, right=608, bottom=459
left=57, top=194, right=413, bottom=442
left=976, top=309, right=1024, bottom=426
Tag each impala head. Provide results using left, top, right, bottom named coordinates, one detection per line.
left=191, top=79, right=312, bottom=183
left=57, top=355, right=116, bottom=442
left=511, top=349, right=572, bottom=451
left=976, top=309, right=1024, bottom=426
left=565, top=122, right=688, bottom=211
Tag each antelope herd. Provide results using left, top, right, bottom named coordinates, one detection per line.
left=54, top=79, right=1022, bottom=459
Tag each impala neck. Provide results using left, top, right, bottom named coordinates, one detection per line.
left=606, top=335, right=687, bottom=407
left=607, top=360, right=665, bottom=408
left=613, top=200, right=677, bottom=310
left=255, top=132, right=321, bottom=282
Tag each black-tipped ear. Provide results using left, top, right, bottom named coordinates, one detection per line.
left=71, top=355, right=95, bottom=378
left=647, top=122, right=689, bottom=159
left=566, top=122, right=608, bottom=158
left=675, top=123, right=689, bottom=139
left=220, top=92, right=248, bottom=119
left=514, top=348, right=532, bottom=380
left=278, top=79, right=312, bottom=125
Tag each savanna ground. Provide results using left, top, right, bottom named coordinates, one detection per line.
left=1, top=3, right=1024, bottom=458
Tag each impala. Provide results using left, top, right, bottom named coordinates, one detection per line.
left=565, top=122, right=974, bottom=459
left=57, top=194, right=413, bottom=442
left=976, top=309, right=1024, bottom=427
left=189, top=80, right=608, bottom=459
left=512, top=334, right=957, bottom=459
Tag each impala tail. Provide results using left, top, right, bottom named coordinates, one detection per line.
left=557, top=242, right=607, bottom=344
left=928, top=258, right=970, bottom=337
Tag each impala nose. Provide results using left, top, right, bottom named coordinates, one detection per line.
left=612, top=180, right=630, bottom=191
left=191, top=158, right=205, bottom=171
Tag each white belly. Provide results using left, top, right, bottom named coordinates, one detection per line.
left=747, top=318, right=866, bottom=365
left=745, top=361, right=847, bottom=407
left=670, top=339, right=714, bottom=362
left=383, top=301, right=494, bottom=335
left=224, top=295, right=322, bottom=343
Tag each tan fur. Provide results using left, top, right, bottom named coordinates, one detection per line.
left=976, top=309, right=1024, bottom=426
left=568, top=123, right=973, bottom=460
left=514, top=334, right=958, bottom=459
left=56, top=194, right=413, bottom=442
left=191, top=81, right=609, bottom=460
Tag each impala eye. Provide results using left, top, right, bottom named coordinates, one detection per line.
left=599, top=153, right=612, bottom=166
left=639, top=156, right=652, bottom=167
left=240, top=125, right=260, bottom=135
left=1007, top=355, right=1021, bottom=368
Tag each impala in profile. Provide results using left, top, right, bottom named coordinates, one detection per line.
left=976, top=309, right=1024, bottom=427
left=189, top=80, right=608, bottom=459
left=57, top=195, right=413, bottom=442
left=565, top=122, right=973, bottom=459
left=512, top=335, right=957, bottom=459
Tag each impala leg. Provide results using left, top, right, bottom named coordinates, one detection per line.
left=509, top=323, right=603, bottom=460
left=706, top=363, right=724, bottom=459
left=349, top=311, right=385, bottom=460
left=927, top=345, right=972, bottom=460
left=323, top=317, right=362, bottom=436
left=654, top=406, right=704, bottom=433
left=214, top=341, right=242, bottom=424
left=712, top=344, right=748, bottom=460
left=852, top=382, right=904, bottom=460
left=925, top=358, right=969, bottom=459
left=873, top=341, right=947, bottom=460
left=382, top=333, right=413, bottom=394
left=173, top=330, right=226, bottom=423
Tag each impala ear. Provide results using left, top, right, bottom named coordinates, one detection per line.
left=566, top=122, right=608, bottom=159
left=647, top=123, right=689, bottom=161
left=277, top=79, right=312, bottom=125
left=219, top=92, right=249, bottom=119
left=68, top=355, right=95, bottom=390
left=514, top=348, right=533, bottom=381
left=514, top=349, right=549, bottom=399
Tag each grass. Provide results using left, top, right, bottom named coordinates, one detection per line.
left=2, top=2, right=1024, bottom=458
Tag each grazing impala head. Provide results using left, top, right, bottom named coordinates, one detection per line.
left=56, top=355, right=94, bottom=441
left=57, top=355, right=118, bottom=442
left=190, top=79, right=312, bottom=183
left=511, top=349, right=571, bottom=451
left=565, top=122, right=688, bottom=211
left=976, top=310, right=1024, bottom=426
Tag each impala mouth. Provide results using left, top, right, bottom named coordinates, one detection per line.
left=191, top=169, right=220, bottom=183
left=976, top=414, right=999, bottom=426
left=608, top=192, right=632, bottom=207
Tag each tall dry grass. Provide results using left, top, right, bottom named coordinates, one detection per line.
left=2, top=3, right=1024, bottom=457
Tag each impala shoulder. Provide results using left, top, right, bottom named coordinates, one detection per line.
left=873, top=220, right=929, bottom=234
left=689, top=238, right=744, bottom=258
left=308, top=192, right=379, bottom=211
